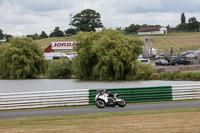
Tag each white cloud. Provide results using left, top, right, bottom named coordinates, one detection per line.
left=0, top=0, right=200, bottom=35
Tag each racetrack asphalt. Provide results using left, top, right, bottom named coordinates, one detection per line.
left=0, top=101, right=199, bottom=119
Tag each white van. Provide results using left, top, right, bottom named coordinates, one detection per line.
left=138, top=54, right=150, bottom=64
left=138, top=58, right=150, bottom=64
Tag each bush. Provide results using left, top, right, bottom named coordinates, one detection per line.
left=150, top=73, right=160, bottom=80
left=47, top=57, right=72, bottom=79
left=73, top=29, right=143, bottom=80
left=159, top=72, right=170, bottom=80
left=0, top=37, right=46, bottom=79
left=190, top=73, right=200, bottom=80
left=159, top=71, right=200, bottom=81
left=133, top=63, right=157, bottom=80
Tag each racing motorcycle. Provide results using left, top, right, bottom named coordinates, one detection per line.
left=95, top=89, right=126, bottom=108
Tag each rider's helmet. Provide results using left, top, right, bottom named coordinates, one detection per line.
left=97, top=88, right=101, bottom=92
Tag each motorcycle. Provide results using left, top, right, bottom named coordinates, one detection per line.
left=95, top=89, right=126, bottom=108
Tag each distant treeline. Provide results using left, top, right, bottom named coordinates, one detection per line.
left=1, top=11, right=200, bottom=41
left=117, top=12, right=200, bottom=34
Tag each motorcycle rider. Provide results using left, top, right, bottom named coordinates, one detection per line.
left=95, top=88, right=126, bottom=108
left=98, top=88, right=114, bottom=97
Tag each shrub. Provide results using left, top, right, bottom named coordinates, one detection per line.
left=73, top=29, right=143, bottom=80
left=0, top=37, right=46, bottom=79
left=190, top=73, right=200, bottom=80
left=133, top=63, right=157, bottom=80
left=160, top=72, right=170, bottom=80
left=47, top=57, right=72, bottom=79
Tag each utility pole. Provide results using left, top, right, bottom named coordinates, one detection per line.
left=69, top=13, right=72, bottom=28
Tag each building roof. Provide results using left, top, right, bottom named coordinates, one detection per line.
left=138, top=27, right=161, bottom=32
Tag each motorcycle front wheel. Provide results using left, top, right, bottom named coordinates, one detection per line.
left=95, top=99, right=105, bottom=108
left=116, top=99, right=126, bottom=107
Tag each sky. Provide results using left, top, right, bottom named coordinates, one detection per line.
left=0, top=0, right=200, bottom=36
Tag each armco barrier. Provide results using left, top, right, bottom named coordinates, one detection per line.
left=0, top=89, right=89, bottom=110
left=0, top=84, right=200, bottom=110
left=172, top=84, right=200, bottom=100
left=89, top=86, right=172, bottom=104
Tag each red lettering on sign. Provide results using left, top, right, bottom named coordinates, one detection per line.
left=52, top=42, right=75, bottom=49
left=55, top=43, right=61, bottom=47
left=67, top=43, right=71, bottom=46
left=62, top=43, right=66, bottom=47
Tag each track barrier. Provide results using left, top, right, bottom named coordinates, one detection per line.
left=0, top=84, right=200, bottom=110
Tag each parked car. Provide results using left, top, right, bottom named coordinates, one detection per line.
left=155, top=60, right=170, bottom=66
left=170, top=58, right=190, bottom=66
left=155, top=53, right=170, bottom=62
left=138, top=59, right=150, bottom=64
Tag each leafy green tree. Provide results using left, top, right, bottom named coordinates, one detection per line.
left=73, top=28, right=143, bottom=80
left=188, top=17, right=200, bottom=31
left=26, top=33, right=39, bottom=40
left=0, top=37, right=46, bottom=79
left=133, top=63, right=157, bottom=80
left=181, top=13, right=186, bottom=23
left=125, top=24, right=141, bottom=33
left=71, top=9, right=103, bottom=32
left=65, top=28, right=77, bottom=35
left=47, top=57, right=72, bottom=79
left=0, top=29, right=4, bottom=40
left=49, top=26, right=64, bottom=37
left=5, top=34, right=12, bottom=42
left=176, top=23, right=189, bottom=32
left=39, top=31, right=48, bottom=39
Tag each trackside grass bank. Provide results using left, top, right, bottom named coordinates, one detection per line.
left=1, top=107, right=200, bottom=133
left=150, top=33, right=200, bottom=52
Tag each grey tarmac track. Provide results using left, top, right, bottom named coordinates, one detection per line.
left=0, top=101, right=199, bottom=119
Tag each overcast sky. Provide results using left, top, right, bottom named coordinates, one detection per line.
left=1, top=0, right=200, bottom=35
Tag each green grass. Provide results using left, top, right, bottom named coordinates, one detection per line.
left=149, top=32, right=200, bottom=52
left=129, top=32, right=200, bottom=37
left=0, top=107, right=200, bottom=133
left=36, top=37, right=75, bottom=50
left=36, top=32, right=200, bottom=53
left=1, top=99, right=200, bottom=113
left=128, top=32, right=200, bottom=52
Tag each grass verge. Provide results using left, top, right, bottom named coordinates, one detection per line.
left=0, top=107, right=200, bottom=133
left=36, top=37, right=75, bottom=50
left=150, top=33, right=200, bottom=52
left=1, top=99, right=200, bottom=112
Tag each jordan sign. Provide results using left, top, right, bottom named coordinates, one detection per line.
left=51, top=42, right=76, bottom=50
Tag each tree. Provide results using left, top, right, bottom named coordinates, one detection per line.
left=26, top=33, right=39, bottom=40
left=125, top=24, right=141, bottom=33
left=64, top=28, right=77, bottom=35
left=5, top=34, right=13, bottom=42
left=73, top=29, right=143, bottom=80
left=0, top=37, right=46, bottom=79
left=71, top=9, right=103, bottom=32
left=176, top=23, right=189, bottom=32
left=39, top=31, right=48, bottom=39
left=181, top=13, right=186, bottom=23
left=49, top=27, right=64, bottom=37
left=47, top=57, right=72, bottom=79
left=0, top=29, right=4, bottom=40
left=188, top=17, right=200, bottom=31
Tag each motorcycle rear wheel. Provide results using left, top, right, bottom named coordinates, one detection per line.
left=95, top=99, right=105, bottom=108
left=116, top=99, right=126, bottom=107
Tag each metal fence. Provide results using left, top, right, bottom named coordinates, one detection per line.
left=0, top=84, right=200, bottom=110
left=172, top=84, right=200, bottom=100
left=89, top=86, right=172, bottom=104
left=0, top=89, right=89, bottom=110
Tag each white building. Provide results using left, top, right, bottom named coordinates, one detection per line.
left=44, top=52, right=72, bottom=61
left=0, top=37, right=6, bottom=42
left=138, top=27, right=167, bottom=35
